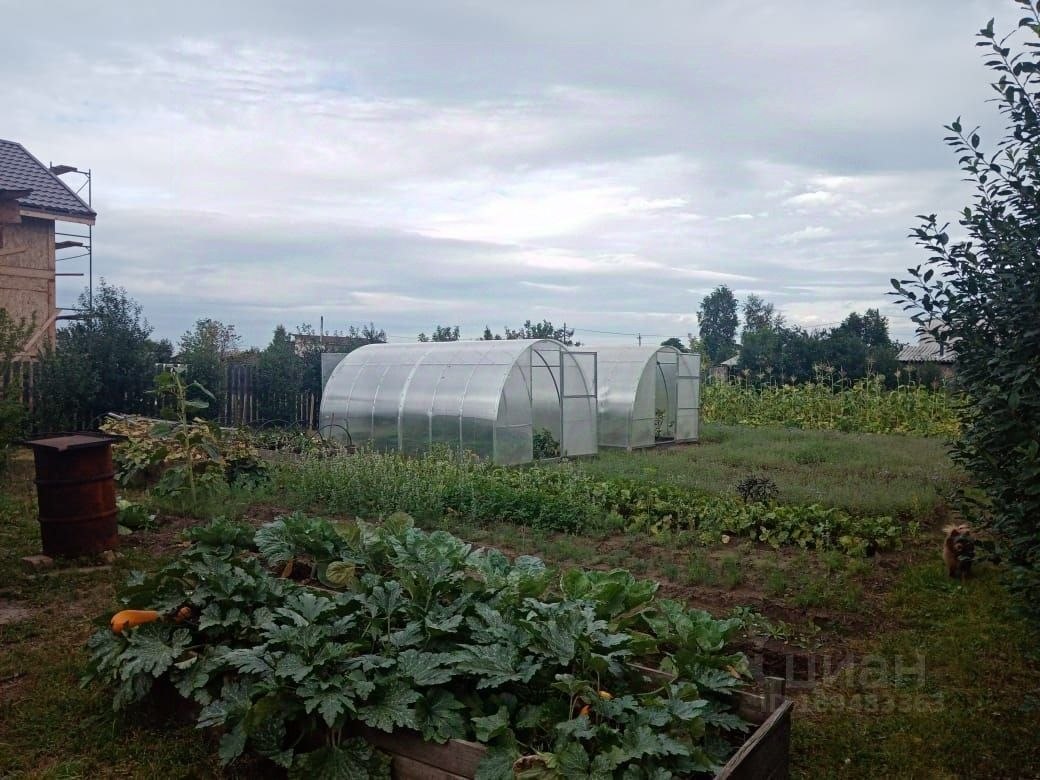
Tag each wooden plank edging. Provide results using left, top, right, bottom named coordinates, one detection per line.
left=357, top=678, right=792, bottom=779
left=360, top=726, right=486, bottom=777
left=716, top=699, right=793, bottom=780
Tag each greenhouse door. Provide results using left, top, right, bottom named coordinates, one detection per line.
left=675, top=353, right=700, bottom=442
left=560, top=351, right=598, bottom=457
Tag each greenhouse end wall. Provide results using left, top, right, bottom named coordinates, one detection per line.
left=318, top=339, right=598, bottom=465
left=595, top=346, right=701, bottom=450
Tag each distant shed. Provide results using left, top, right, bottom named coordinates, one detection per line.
left=897, top=340, right=956, bottom=381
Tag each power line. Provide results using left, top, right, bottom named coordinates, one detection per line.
left=571, top=327, right=665, bottom=338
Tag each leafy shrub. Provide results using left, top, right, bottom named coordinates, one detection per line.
left=892, top=4, right=1040, bottom=611
left=532, top=428, right=560, bottom=459
left=0, top=395, right=24, bottom=471
left=102, top=414, right=268, bottom=493
left=0, top=309, right=32, bottom=469
left=29, top=282, right=166, bottom=432
left=735, top=475, right=780, bottom=505
left=116, top=498, right=157, bottom=531
left=84, top=515, right=751, bottom=776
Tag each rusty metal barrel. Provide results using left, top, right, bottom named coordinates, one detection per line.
left=23, top=433, right=123, bottom=557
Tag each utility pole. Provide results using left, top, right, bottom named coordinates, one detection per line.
left=637, top=333, right=642, bottom=346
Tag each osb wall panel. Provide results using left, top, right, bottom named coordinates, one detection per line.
left=1, top=218, right=53, bottom=270
left=1, top=217, right=56, bottom=342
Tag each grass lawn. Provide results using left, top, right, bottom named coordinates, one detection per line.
left=1, top=426, right=1036, bottom=779
left=573, top=423, right=966, bottom=518
left=791, top=562, right=1040, bottom=778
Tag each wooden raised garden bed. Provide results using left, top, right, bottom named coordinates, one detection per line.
left=360, top=675, right=793, bottom=780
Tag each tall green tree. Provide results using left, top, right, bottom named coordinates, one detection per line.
left=503, top=320, right=578, bottom=345
left=893, top=2, right=1040, bottom=607
left=835, top=309, right=892, bottom=348
left=355, top=322, right=387, bottom=344
left=178, top=318, right=239, bottom=415
left=741, top=294, right=784, bottom=334
left=698, top=286, right=739, bottom=363
left=32, top=281, right=157, bottom=429
left=151, top=338, right=174, bottom=364
left=418, top=325, right=460, bottom=342
left=660, top=337, right=687, bottom=352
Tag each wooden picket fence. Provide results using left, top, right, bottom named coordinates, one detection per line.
left=222, top=363, right=318, bottom=429
left=3, top=359, right=318, bottom=432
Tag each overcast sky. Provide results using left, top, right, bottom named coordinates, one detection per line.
left=1, top=0, right=1014, bottom=347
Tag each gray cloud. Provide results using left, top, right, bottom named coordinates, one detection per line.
left=2, top=0, right=1014, bottom=346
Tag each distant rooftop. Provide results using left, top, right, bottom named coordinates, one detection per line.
left=0, top=139, right=95, bottom=223
left=897, top=342, right=956, bottom=363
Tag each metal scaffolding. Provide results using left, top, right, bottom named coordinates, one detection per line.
left=48, top=163, right=92, bottom=316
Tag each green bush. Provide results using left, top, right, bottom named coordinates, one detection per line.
left=30, top=282, right=166, bottom=432
left=532, top=427, right=560, bottom=459
left=0, top=308, right=33, bottom=468
left=893, top=4, right=1040, bottom=609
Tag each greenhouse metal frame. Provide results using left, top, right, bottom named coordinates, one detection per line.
left=319, top=339, right=598, bottom=465
left=595, top=345, right=700, bottom=449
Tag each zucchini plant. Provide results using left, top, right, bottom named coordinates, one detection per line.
left=84, top=514, right=752, bottom=778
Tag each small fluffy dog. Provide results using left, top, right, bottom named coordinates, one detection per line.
left=943, top=523, right=975, bottom=578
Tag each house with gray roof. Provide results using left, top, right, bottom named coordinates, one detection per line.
left=0, top=138, right=96, bottom=354
left=897, top=335, right=956, bottom=382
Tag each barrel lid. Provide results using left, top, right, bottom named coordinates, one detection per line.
left=22, top=433, right=125, bottom=452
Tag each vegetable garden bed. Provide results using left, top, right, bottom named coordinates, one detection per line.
left=84, top=513, right=786, bottom=778
left=360, top=674, right=791, bottom=779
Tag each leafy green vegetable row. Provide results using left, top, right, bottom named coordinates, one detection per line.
left=286, top=450, right=902, bottom=555
left=84, top=514, right=752, bottom=779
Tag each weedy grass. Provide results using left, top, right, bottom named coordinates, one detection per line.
left=0, top=616, right=235, bottom=779
left=578, top=423, right=964, bottom=519
left=764, top=565, right=789, bottom=598
left=0, top=468, right=243, bottom=778
left=791, top=563, right=1040, bottom=778
left=685, top=550, right=716, bottom=586
left=720, top=554, right=744, bottom=590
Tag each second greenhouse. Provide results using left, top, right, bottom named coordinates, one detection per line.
left=595, top=345, right=700, bottom=449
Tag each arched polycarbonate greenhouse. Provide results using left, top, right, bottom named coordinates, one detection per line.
left=319, top=340, right=599, bottom=465
left=595, top=346, right=701, bottom=449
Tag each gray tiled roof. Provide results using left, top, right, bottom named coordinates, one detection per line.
left=0, top=139, right=95, bottom=221
left=897, top=342, right=956, bottom=363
